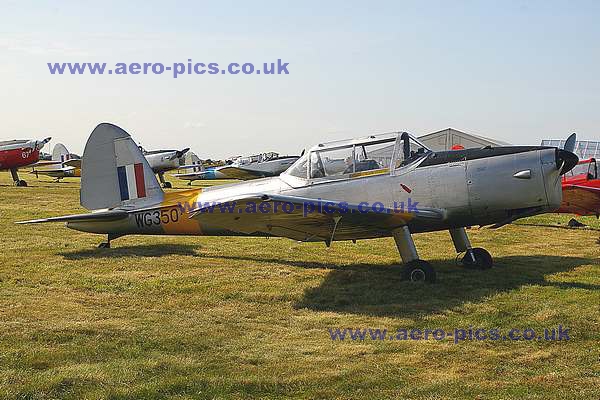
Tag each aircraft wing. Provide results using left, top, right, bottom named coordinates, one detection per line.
left=189, top=193, right=444, bottom=242
left=29, top=160, right=61, bottom=167
left=217, top=166, right=273, bottom=180
left=173, top=171, right=212, bottom=180
left=177, top=164, right=204, bottom=169
left=561, top=184, right=600, bottom=216
left=63, top=159, right=81, bottom=168
left=32, top=166, right=76, bottom=177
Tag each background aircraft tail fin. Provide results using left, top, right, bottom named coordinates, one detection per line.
left=182, top=151, right=205, bottom=172
left=52, top=143, right=70, bottom=166
left=81, top=123, right=164, bottom=210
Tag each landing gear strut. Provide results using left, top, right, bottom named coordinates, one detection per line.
left=158, top=172, right=172, bottom=189
left=450, top=227, right=493, bottom=270
left=98, top=233, right=123, bottom=249
left=392, top=226, right=436, bottom=283
left=10, top=168, right=27, bottom=187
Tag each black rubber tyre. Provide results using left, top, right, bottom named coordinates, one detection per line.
left=16, top=180, right=28, bottom=187
left=401, top=260, right=436, bottom=283
left=98, top=242, right=111, bottom=249
left=163, top=182, right=172, bottom=189
left=462, top=247, right=493, bottom=270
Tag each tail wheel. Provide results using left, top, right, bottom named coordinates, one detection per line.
left=462, top=248, right=493, bottom=270
left=401, top=260, right=436, bottom=283
left=163, top=182, right=172, bottom=189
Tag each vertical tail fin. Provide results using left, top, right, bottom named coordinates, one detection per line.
left=52, top=143, right=70, bottom=166
left=184, top=151, right=204, bottom=172
left=81, top=123, right=164, bottom=210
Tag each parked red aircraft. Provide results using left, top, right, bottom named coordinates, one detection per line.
left=0, top=138, right=51, bottom=186
left=559, top=157, right=600, bottom=217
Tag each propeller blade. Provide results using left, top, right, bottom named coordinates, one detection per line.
left=552, top=133, right=579, bottom=178
left=557, top=149, right=579, bottom=175
left=563, top=133, right=576, bottom=153
left=175, top=148, right=190, bottom=158
left=35, top=137, right=52, bottom=150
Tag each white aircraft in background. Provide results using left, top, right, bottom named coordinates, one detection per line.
left=32, top=143, right=195, bottom=186
left=32, top=143, right=81, bottom=180
left=140, top=147, right=190, bottom=188
left=174, top=152, right=299, bottom=183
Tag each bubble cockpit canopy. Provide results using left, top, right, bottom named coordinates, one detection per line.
left=285, top=132, right=431, bottom=180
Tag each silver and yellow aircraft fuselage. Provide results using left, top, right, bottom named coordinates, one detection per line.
left=20, top=124, right=578, bottom=282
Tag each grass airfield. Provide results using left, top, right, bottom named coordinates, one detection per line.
left=0, top=173, right=598, bottom=399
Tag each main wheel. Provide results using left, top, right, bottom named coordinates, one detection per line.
left=462, top=248, right=493, bottom=270
left=163, top=181, right=172, bottom=189
left=15, top=180, right=28, bottom=187
left=401, top=260, right=436, bottom=283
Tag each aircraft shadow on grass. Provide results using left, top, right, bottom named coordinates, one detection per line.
left=57, top=246, right=598, bottom=318
left=59, top=244, right=202, bottom=260
left=214, top=254, right=599, bottom=318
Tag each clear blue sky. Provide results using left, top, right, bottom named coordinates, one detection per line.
left=1, top=0, right=599, bottom=157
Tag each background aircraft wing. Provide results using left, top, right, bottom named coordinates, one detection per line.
left=29, top=160, right=61, bottom=167
left=217, top=166, right=272, bottom=180
left=189, top=193, right=444, bottom=242
left=32, top=168, right=66, bottom=178
left=562, top=184, right=600, bottom=216
left=173, top=171, right=212, bottom=180
left=177, top=164, right=204, bottom=169
left=32, top=166, right=76, bottom=177
left=63, top=159, right=82, bottom=168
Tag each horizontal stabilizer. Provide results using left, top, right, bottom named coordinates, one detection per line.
left=17, top=210, right=129, bottom=224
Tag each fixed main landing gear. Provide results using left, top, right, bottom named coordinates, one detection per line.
left=10, top=168, right=27, bottom=187
left=392, top=226, right=436, bottom=283
left=392, top=226, right=493, bottom=282
left=157, top=172, right=172, bottom=189
left=98, top=233, right=124, bottom=249
left=449, top=227, right=493, bottom=270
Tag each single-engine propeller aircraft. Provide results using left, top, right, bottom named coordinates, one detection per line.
left=558, top=157, right=600, bottom=217
left=174, top=152, right=299, bottom=183
left=141, top=146, right=190, bottom=188
left=0, top=137, right=51, bottom=186
left=32, top=143, right=82, bottom=181
left=19, top=123, right=578, bottom=282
